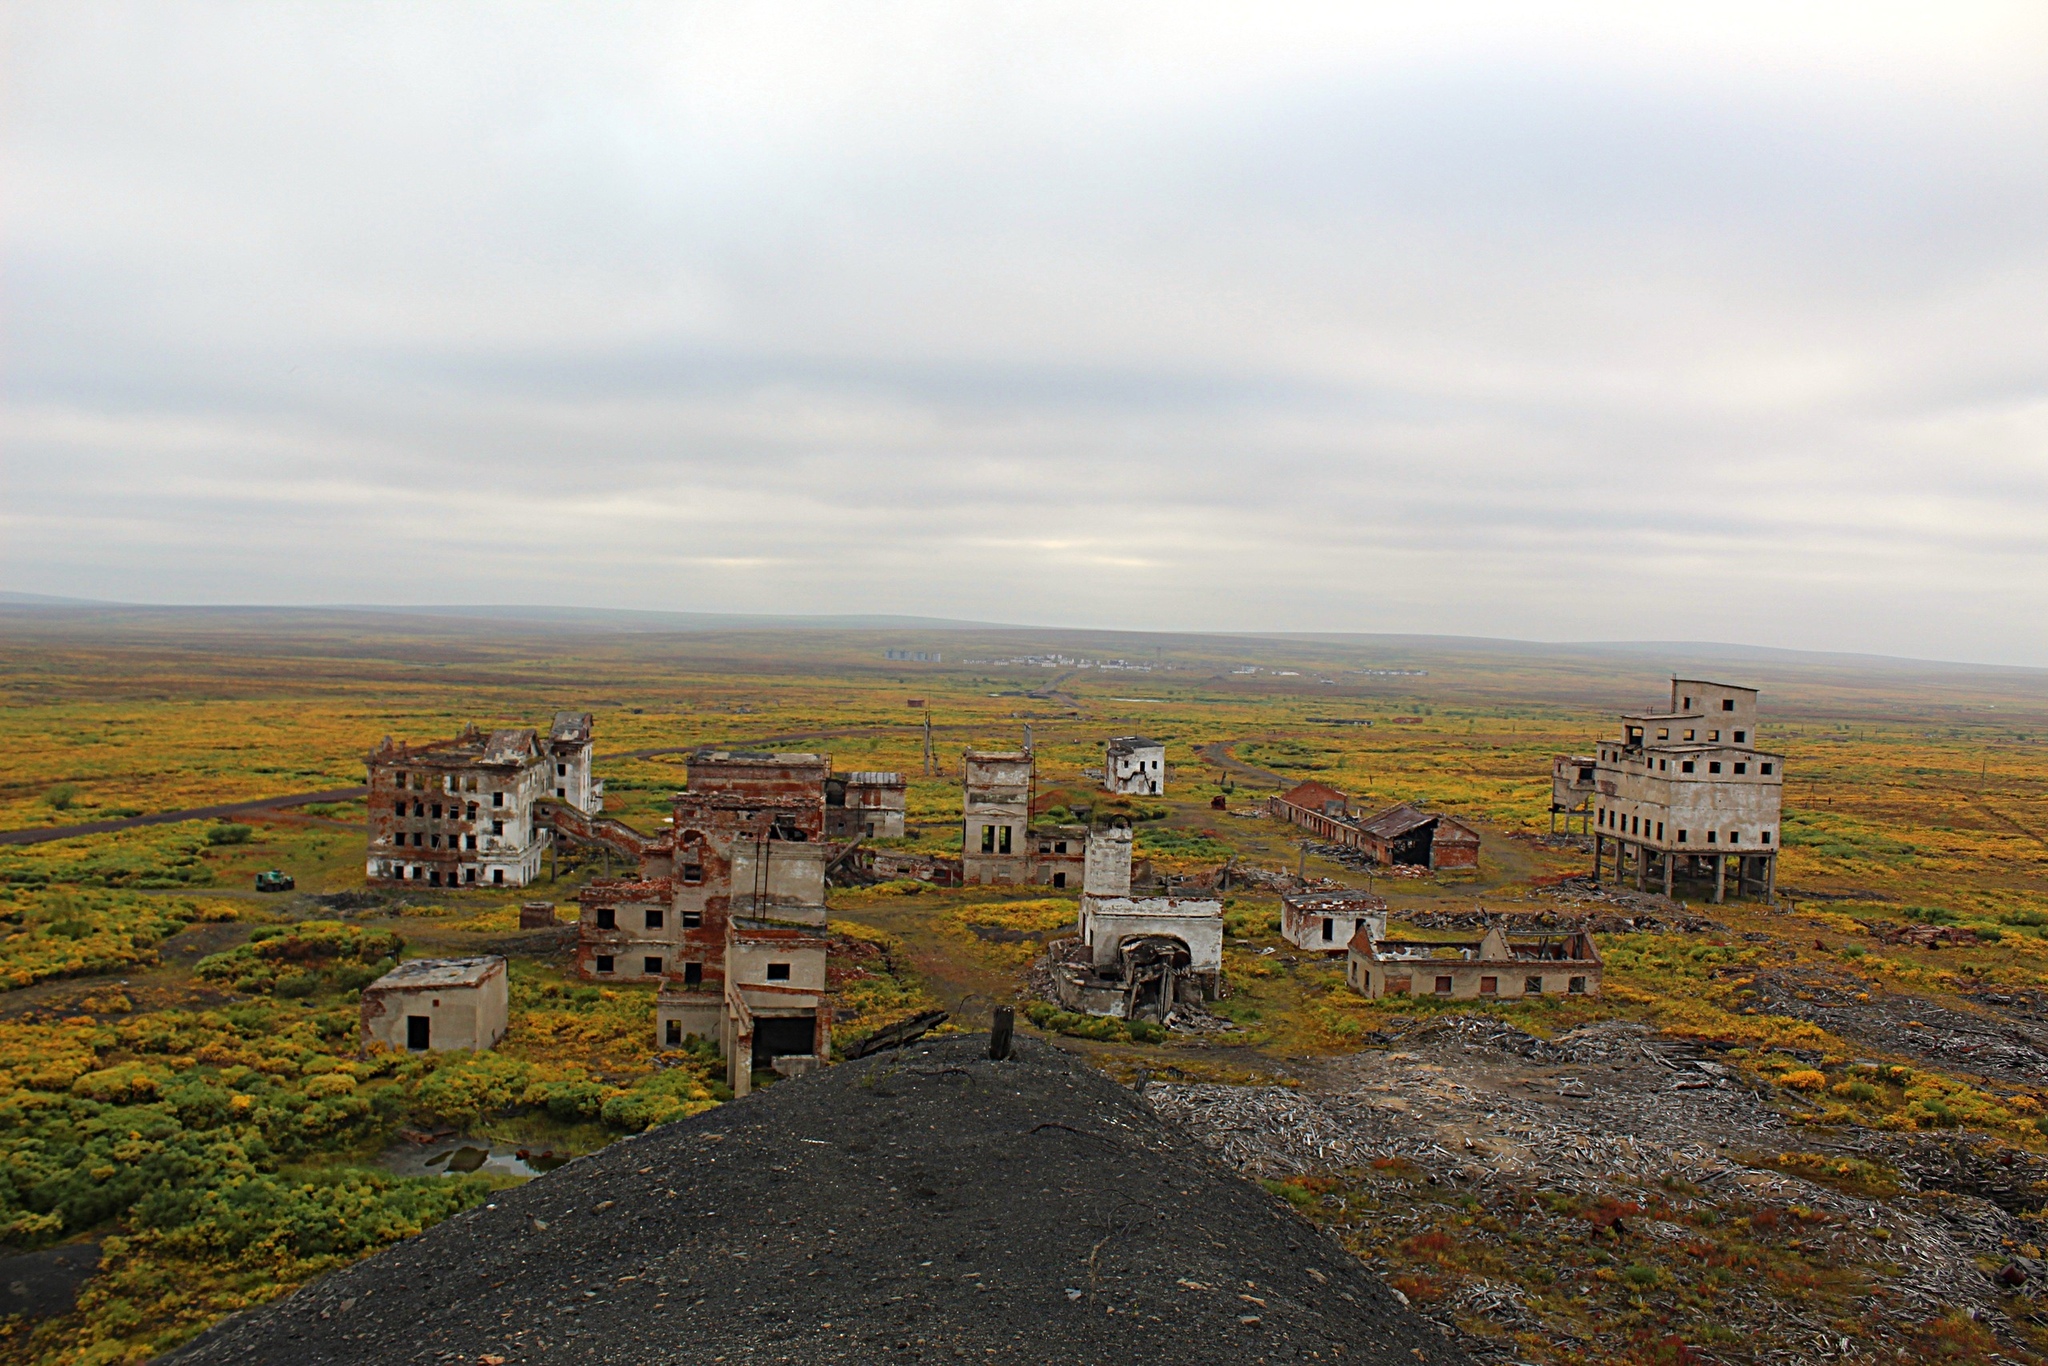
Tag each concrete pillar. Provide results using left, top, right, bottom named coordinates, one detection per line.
left=1765, top=852, right=1777, bottom=903
left=1592, top=832, right=1603, bottom=884
left=1635, top=842, right=1646, bottom=891
left=1713, top=854, right=1726, bottom=905
left=1662, top=850, right=1673, bottom=897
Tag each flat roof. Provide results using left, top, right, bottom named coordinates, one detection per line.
left=367, top=956, right=505, bottom=991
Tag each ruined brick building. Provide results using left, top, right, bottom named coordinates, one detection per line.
left=826, top=771, right=906, bottom=840
left=553, top=751, right=835, bottom=1097
left=1267, top=781, right=1482, bottom=871
left=364, top=716, right=605, bottom=889
left=1588, top=678, right=1785, bottom=903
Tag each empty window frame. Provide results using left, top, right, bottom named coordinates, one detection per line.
left=493, top=792, right=505, bottom=808
left=595, top=955, right=615, bottom=974
left=1734, top=762, right=1747, bottom=774
left=682, top=910, right=703, bottom=929
left=766, top=962, right=792, bottom=982
left=665, top=1020, right=683, bottom=1046
left=645, top=909, right=664, bottom=930
left=643, top=957, right=662, bottom=976
left=1760, top=763, right=1774, bottom=775
left=492, top=869, right=504, bottom=884
left=1721, top=699, right=1735, bottom=711
left=1569, top=976, right=1588, bottom=993
left=1433, top=975, right=1454, bottom=995
left=980, top=825, right=995, bottom=853
left=1709, top=761, right=1722, bottom=773
left=1733, top=730, right=1746, bottom=743
left=683, top=962, right=703, bottom=985
left=1479, top=976, right=1498, bottom=995
left=595, top=907, right=616, bottom=930
left=1524, top=976, right=1544, bottom=994
left=998, top=826, right=1012, bottom=855
left=1762, top=830, right=1773, bottom=844
left=681, top=862, right=704, bottom=885
left=1681, top=761, right=1695, bottom=773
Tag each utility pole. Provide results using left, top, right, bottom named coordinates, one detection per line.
left=923, top=710, right=935, bottom=778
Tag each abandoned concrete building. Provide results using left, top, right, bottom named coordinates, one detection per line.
left=1550, top=754, right=1596, bottom=835
left=1267, top=781, right=1481, bottom=871
left=550, top=750, right=836, bottom=1097
left=360, top=956, right=510, bottom=1052
left=366, top=724, right=560, bottom=889
left=1357, top=803, right=1481, bottom=871
left=1347, top=925, right=1601, bottom=1001
left=1281, top=889, right=1388, bottom=953
left=961, top=750, right=1033, bottom=885
left=1049, top=823, right=1224, bottom=1021
left=826, top=771, right=906, bottom=840
left=1588, top=679, right=1785, bottom=903
left=1104, top=736, right=1166, bottom=795
left=546, top=712, right=604, bottom=812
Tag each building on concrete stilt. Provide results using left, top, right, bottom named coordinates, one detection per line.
left=1587, top=679, right=1785, bottom=904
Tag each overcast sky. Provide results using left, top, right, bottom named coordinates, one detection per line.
left=3, top=4, right=2045, bottom=665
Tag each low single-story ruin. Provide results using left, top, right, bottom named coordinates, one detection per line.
left=1280, top=889, right=1388, bottom=953
left=1356, top=803, right=1481, bottom=871
left=360, top=956, right=510, bottom=1053
left=1346, top=925, right=1600, bottom=1000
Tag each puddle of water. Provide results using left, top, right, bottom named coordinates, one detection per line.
left=378, top=1140, right=572, bottom=1180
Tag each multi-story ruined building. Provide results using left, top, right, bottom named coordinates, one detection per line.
left=365, top=725, right=555, bottom=888
left=962, top=750, right=1033, bottom=885
left=1103, top=736, right=1166, bottom=795
left=365, top=715, right=606, bottom=890
left=826, top=771, right=907, bottom=840
left=545, top=712, right=604, bottom=812
left=556, top=750, right=836, bottom=1097
left=1589, top=679, right=1784, bottom=903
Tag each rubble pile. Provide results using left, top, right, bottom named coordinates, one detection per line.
left=1148, top=1016, right=2041, bottom=1361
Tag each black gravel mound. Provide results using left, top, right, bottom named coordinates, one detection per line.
left=165, top=1037, right=1460, bottom=1365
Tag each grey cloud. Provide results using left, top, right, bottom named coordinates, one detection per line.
left=2, top=2, right=2045, bottom=663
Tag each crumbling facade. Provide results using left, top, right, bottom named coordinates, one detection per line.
left=961, top=750, right=1033, bottom=885
left=826, top=771, right=907, bottom=840
left=1281, top=889, right=1388, bottom=953
left=1267, top=781, right=1356, bottom=841
left=1049, top=824, right=1224, bottom=1021
left=551, top=750, right=837, bottom=1098
left=365, top=725, right=554, bottom=888
left=1356, top=803, right=1481, bottom=871
left=360, top=956, right=510, bottom=1052
left=1588, top=679, right=1785, bottom=903
left=1104, top=736, right=1166, bottom=795
left=546, top=712, right=604, bottom=813
left=1347, top=925, right=1600, bottom=1000
left=1267, top=782, right=1481, bottom=871
left=1550, top=755, right=1596, bottom=835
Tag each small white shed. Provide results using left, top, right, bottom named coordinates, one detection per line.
left=360, top=956, right=509, bottom=1053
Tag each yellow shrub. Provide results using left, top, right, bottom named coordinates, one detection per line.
left=1781, top=1069, right=1828, bottom=1092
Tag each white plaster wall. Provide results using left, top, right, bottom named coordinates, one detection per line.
left=1081, top=899, right=1223, bottom=972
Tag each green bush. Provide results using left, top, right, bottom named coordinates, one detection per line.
left=205, top=823, right=255, bottom=846
left=43, top=784, right=79, bottom=812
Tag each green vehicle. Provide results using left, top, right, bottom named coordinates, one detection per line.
left=254, top=870, right=295, bottom=893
